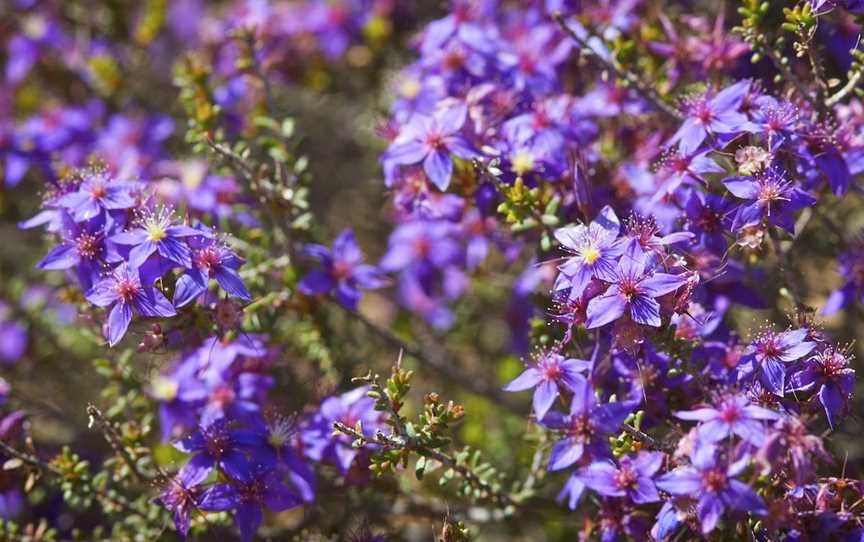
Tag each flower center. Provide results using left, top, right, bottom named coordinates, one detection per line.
left=582, top=246, right=601, bottom=265
left=202, top=427, right=230, bottom=457
left=818, top=350, right=850, bottom=378
left=757, top=336, right=783, bottom=359
left=619, top=278, right=640, bottom=300
left=614, top=465, right=638, bottom=490
left=541, top=359, right=562, bottom=381
left=267, top=417, right=295, bottom=449
left=147, top=224, right=167, bottom=242
left=400, top=79, right=421, bottom=99
left=702, top=468, right=727, bottom=492
left=425, top=131, right=445, bottom=150
left=511, top=150, right=535, bottom=176
left=194, top=246, right=221, bottom=272
left=719, top=402, right=741, bottom=423
left=332, top=260, right=353, bottom=281
left=114, top=278, right=140, bottom=302
left=89, top=183, right=107, bottom=200
left=569, top=414, right=592, bottom=439
left=694, top=102, right=714, bottom=125
left=76, top=233, right=100, bottom=259
left=151, top=376, right=178, bottom=401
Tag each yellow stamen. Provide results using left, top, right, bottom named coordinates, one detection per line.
left=511, top=150, right=535, bottom=176
left=582, top=246, right=600, bottom=265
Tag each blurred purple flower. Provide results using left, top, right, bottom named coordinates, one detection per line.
left=383, top=101, right=477, bottom=191
left=299, top=229, right=385, bottom=309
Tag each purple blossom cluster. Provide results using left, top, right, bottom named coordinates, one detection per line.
left=6, top=0, right=864, bottom=540
left=151, top=334, right=383, bottom=540
left=364, top=1, right=864, bottom=538
left=31, top=168, right=250, bottom=346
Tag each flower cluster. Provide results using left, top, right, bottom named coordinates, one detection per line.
left=151, top=334, right=383, bottom=540
left=6, top=0, right=864, bottom=541
left=32, top=168, right=250, bottom=346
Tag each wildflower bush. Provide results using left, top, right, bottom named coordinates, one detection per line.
left=3, top=0, right=864, bottom=540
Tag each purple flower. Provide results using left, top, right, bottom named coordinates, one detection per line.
left=577, top=451, right=664, bottom=504
left=249, top=414, right=316, bottom=503
left=301, top=386, right=383, bottom=474
left=174, top=232, right=251, bottom=308
left=173, top=419, right=259, bottom=484
left=151, top=358, right=208, bottom=441
left=683, top=189, right=733, bottom=255
left=749, top=96, right=798, bottom=151
left=155, top=462, right=208, bottom=539
left=653, top=151, right=725, bottom=201
left=541, top=377, right=632, bottom=471
left=723, top=169, right=816, bottom=233
left=85, top=263, right=176, bottom=346
left=198, top=459, right=301, bottom=542
left=111, top=208, right=204, bottom=269
left=669, top=81, right=751, bottom=154
left=0, top=304, right=27, bottom=365
left=36, top=212, right=120, bottom=291
left=554, top=205, right=624, bottom=299
left=656, top=446, right=767, bottom=534
left=383, top=101, right=477, bottom=191
left=379, top=221, right=461, bottom=272
left=789, top=347, right=855, bottom=429
left=585, top=243, right=688, bottom=328
left=676, top=394, right=779, bottom=446
left=54, top=172, right=137, bottom=222
left=738, top=328, right=816, bottom=396
left=503, top=351, right=590, bottom=421
left=821, top=238, right=864, bottom=316
left=298, top=229, right=385, bottom=309
left=153, top=335, right=273, bottom=439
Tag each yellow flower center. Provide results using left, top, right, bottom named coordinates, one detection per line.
left=400, top=79, right=421, bottom=99
left=150, top=376, right=178, bottom=401
left=147, top=225, right=167, bottom=242
left=582, top=246, right=601, bottom=265
left=511, top=150, right=535, bottom=176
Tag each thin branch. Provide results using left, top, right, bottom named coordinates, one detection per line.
left=552, top=13, right=682, bottom=122
left=0, top=439, right=143, bottom=517
left=240, top=30, right=277, bottom=117
left=827, top=70, right=863, bottom=107
left=332, top=421, right=516, bottom=508
left=331, top=302, right=662, bottom=452
left=769, top=231, right=806, bottom=310
left=331, top=302, right=517, bottom=412
left=86, top=404, right=153, bottom=483
left=0, top=440, right=63, bottom=476
left=761, top=45, right=822, bottom=114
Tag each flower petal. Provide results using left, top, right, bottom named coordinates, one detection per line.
left=107, top=302, right=132, bottom=346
